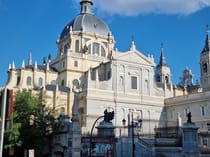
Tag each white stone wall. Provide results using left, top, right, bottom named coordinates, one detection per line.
left=165, top=91, right=210, bottom=132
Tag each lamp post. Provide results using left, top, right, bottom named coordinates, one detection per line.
left=131, top=112, right=135, bottom=157
left=121, top=108, right=126, bottom=136
left=129, top=110, right=142, bottom=157
left=89, top=115, right=104, bottom=157
left=0, top=88, right=7, bottom=157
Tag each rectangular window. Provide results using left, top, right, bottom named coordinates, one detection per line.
left=131, top=76, right=137, bottom=89
left=74, top=61, right=78, bottom=67
left=16, top=76, right=21, bottom=85
left=202, top=137, right=208, bottom=146
left=170, top=110, right=174, bottom=119
left=75, top=40, right=79, bottom=53
left=63, top=61, right=65, bottom=68
left=201, top=106, right=205, bottom=117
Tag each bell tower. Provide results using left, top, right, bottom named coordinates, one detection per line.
left=200, top=25, right=210, bottom=91
left=155, top=44, right=171, bottom=86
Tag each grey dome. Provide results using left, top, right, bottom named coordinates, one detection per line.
left=60, top=13, right=110, bottom=39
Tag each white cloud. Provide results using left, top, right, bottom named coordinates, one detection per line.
left=93, top=0, right=210, bottom=16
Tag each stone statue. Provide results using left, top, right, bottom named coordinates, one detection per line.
left=83, top=44, right=88, bottom=53
left=187, top=112, right=192, bottom=123
left=104, top=109, right=114, bottom=122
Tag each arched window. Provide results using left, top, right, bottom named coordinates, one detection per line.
left=203, top=63, right=207, bottom=73
left=26, top=76, right=32, bottom=86
left=60, top=107, right=65, bottom=115
left=165, top=76, right=169, bottom=83
left=75, top=40, right=80, bottom=53
left=16, top=76, right=21, bottom=86
left=61, top=80, right=65, bottom=86
left=156, top=76, right=161, bottom=82
left=101, top=46, right=106, bottom=57
left=88, top=44, right=91, bottom=54
left=119, top=76, right=124, bottom=88
left=74, top=61, right=78, bottom=67
left=38, top=77, right=43, bottom=87
left=144, top=80, right=149, bottom=94
left=93, top=43, right=99, bottom=56
left=64, top=44, right=68, bottom=54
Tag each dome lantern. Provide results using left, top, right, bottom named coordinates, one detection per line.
left=59, top=0, right=110, bottom=39
left=80, top=0, right=93, bottom=14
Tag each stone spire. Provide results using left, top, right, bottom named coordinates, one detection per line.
left=155, top=43, right=171, bottom=86
left=12, top=61, right=15, bottom=69
left=28, top=52, right=32, bottom=65
left=80, top=0, right=93, bottom=14
left=8, top=64, right=11, bottom=71
left=157, top=43, right=168, bottom=67
left=34, top=61, right=37, bottom=69
left=202, top=25, right=210, bottom=53
left=21, top=60, right=25, bottom=68
left=72, top=92, right=80, bottom=122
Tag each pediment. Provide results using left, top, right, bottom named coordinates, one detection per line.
left=115, top=50, right=154, bottom=67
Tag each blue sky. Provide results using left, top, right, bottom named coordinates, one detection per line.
left=0, top=0, right=210, bottom=87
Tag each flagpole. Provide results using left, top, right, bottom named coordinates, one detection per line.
left=0, top=88, right=7, bottom=157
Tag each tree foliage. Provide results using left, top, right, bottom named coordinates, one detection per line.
left=4, top=90, right=58, bottom=155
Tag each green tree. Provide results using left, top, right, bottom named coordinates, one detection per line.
left=4, top=90, right=58, bottom=156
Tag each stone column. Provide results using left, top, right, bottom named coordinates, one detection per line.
left=182, top=120, right=200, bottom=157
left=71, top=92, right=81, bottom=157
left=96, top=121, right=115, bottom=137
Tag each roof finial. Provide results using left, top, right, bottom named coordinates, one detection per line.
left=131, top=35, right=134, bottom=42
left=43, top=57, right=46, bottom=65
left=12, top=61, right=16, bottom=69
left=202, top=24, right=210, bottom=53
left=130, top=35, right=136, bottom=51
left=34, top=61, right=37, bottom=69
left=161, top=43, right=164, bottom=54
left=8, top=64, right=11, bottom=71
left=206, top=24, right=209, bottom=39
left=28, top=52, right=32, bottom=65
left=21, top=60, right=25, bottom=68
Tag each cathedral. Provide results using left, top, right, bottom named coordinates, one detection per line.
left=4, top=0, right=210, bottom=147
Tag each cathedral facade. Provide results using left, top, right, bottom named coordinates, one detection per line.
left=4, top=0, right=210, bottom=145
